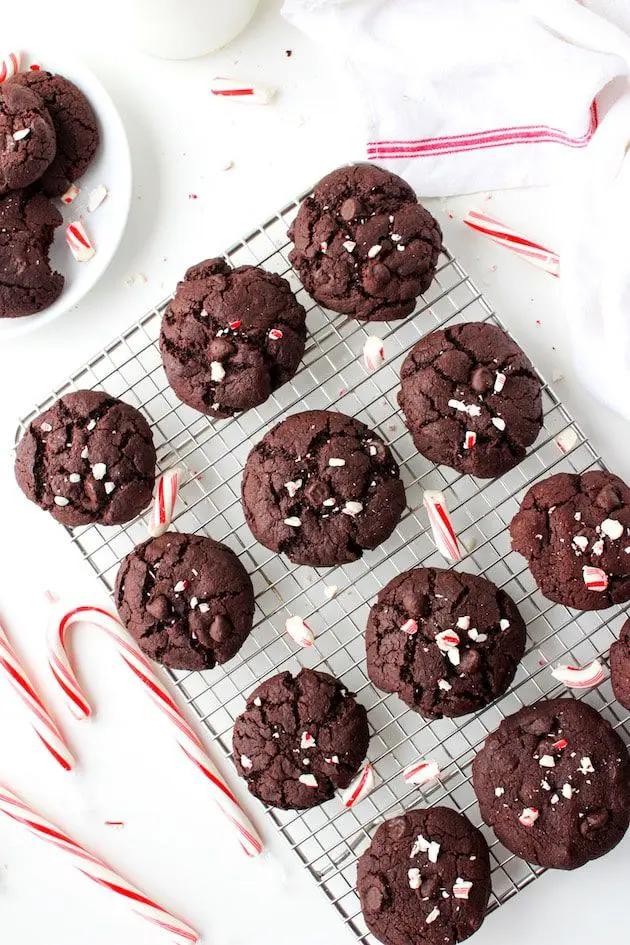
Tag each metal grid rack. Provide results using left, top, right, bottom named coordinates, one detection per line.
left=17, top=193, right=630, bottom=943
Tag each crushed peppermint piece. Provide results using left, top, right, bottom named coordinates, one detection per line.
left=551, top=658, right=605, bottom=690
left=447, top=648, right=460, bottom=666
left=401, top=619, right=419, bottom=635
left=553, top=738, right=568, bottom=750
left=492, top=417, right=506, bottom=431
left=190, top=597, right=198, bottom=609
left=601, top=518, right=624, bottom=540
left=284, top=517, right=301, bottom=527
left=342, top=763, right=376, bottom=808
left=495, top=787, right=505, bottom=797
left=448, top=399, right=481, bottom=417
left=210, top=361, right=226, bottom=382
left=68, top=473, right=81, bottom=483
left=298, top=774, right=318, bottom=788
left=363, top=336, right=385, bottom=372
left=410, top=834, right=441, bottom=863
left=91, top=462, right=107, bottom=481
left=582, top=566, right=608, bottom=591
left=467, top=628, right=488, bottom=642
left=367, top=245, right=382, bottom=258
left=425, top=907, right=440, bottom=925
left=54, top=496, right=69, bottom=506
left=456, top=616, right=471, bottom=630
left=322, top=498, right=336, bottom=507
left=81, top=447, right=89, bottom=459
left=87, top=184, right=108, bottom=212
left=408, top=868, right=421, bottom=889
left=325, top=755, right=339, bottom=765
left=173, top=581, right=187, bottom=593
left=518, top=807, right=539, bottom=827
left=60, top=184, right=80, bottom=204
left=556, top=427, right=578, bottom=454
left=550, top=794, right=560, bottom=805
left=342, top=501, right=363, bottom=517
left=539, top=755, right=555, bottom=768
left=13, top=127, right=31, bottom=141
left=493, top=372, right=507, bottom=393
left=592, top=538, right=604, bottom=556
left=285, top=479, right=303, bottom=497
left=199, top=603, right=211, bottom=614
left=435, top=630, right=460, bottom=653
left=285, top=615, right=314, bottom=647
left=343, top=240, right=356, bottom=252
left=464, top=431, right=476, bottom=449
left=499, top=619, right=510, bottom=630
left=104, top=482, right=115, bottom=494
left=40, top=422, right=52, bottom=432
left=328, top=457, right=346, bottom=467
left=403, top=758, right=441, bottom=787
left=562, top=783, right=573, bottom=799
left=324, top=585, right=338, bottom=600
left=268, top=328, right=284, bottom=340
left=241, top=755, right=253, bottom=769
left=453, top=879, right=473, bottom=900
left=86, top=419, right=96, bottom=431
left=438, top=678, right=452, bottom=691
left=253, top=697, right=262, bottom=707
left=66, top=220, right=96, bottom=262
left=300, top=732, right=316, bottom=749
left=572, top=535, right=588, bottom=552
left=578, top=757, right=594, bottom=775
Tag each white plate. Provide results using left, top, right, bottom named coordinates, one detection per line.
left=0, top=49, right=132, bottom=338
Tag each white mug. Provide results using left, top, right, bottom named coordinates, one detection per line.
left=121, top=0, right=260, bottom=59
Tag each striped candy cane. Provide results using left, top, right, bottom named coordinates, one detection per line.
left=423, top=490, right=462, bottom=562
left=210, top=77, right=276, bottom=105
left=0, top=52, right=20, bottom=84
left=47, top=603, right=263, bottom=858
left=463, top=209, right=560, bottom=277
left=0, top=785, right=198, bottom=944
left=0, top=619, right=74, bottom=771
left=148, top=467, right=183, bottom=538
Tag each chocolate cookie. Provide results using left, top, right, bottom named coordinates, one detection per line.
left=241, top=409, right=406, bottom=567
left=288, top=163, right=442, bottom=322
left=8, top=71, right=99, bottom=196
left=398, top=322, right=543, bottom=478
left=160, top=258, right=307, bottom=418
left=15, top=390, right=156, bottom=526
left=366, top=567, right=526, bottom=719
left=0, top=189, right=64, bottom=318
left=510, top=470, right=630, bottom=611
left=232, top=668, right=369, bottom=809
left=0, top=82, right=56, bottom=193
left=357, top=807, right=491, bottom=945
left=115, top=532, right=254, bottom=671
left=610, top=618, right=630, bottom=710
left=472, top=698, right=630, bottom=870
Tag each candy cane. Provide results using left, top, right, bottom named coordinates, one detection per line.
left=210, top=77, right=276, bottom=105
left=47, top=603, right=263, bottom=857
left=65, top=221, right=96, bottom=262
left=148, top=467, right=183, bottom=538
left=341, top=763, right=377, bottom=809
left=402, top=758, right=441, bottom=787
left=551, top=659, right=606, bottom=689
left=423, top=490, right=462, bottom=562
left=0, top=619, right=73, bottom=771
left=363, top=336, right=385, bottom=372
left=463, top=209, right=560, bottom=277
left=0, top=52, right=20, bottom=84
left=582, top=566, right=608, bottom=591
left=285, top=615, right=314, bottom=648
left=0, top=785, right=198, bottom=944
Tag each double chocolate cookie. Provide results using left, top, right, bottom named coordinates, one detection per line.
left=366, top=567, right=526, bottom=718
left=241, top=409, right=406, bottom=567
left=357, top=807, right=491, bottom=945
left=0, top=81, right=56, bottom=193
left=610, top=619, right=630, bottom=710
left=0, top=189, right=64, bottom=318
left=473, top=698, right=630, bottom=870
left=160, top=258, right=307, bottom=418
left=510, top=470, right=630, bottom=611
left=288, top=163, right=442, bottom=322
left=232, top=668, right=369, bottom=809
left=15, top=390, right=156, bottom=526
left=398, top=322, right=543, bottom=478
left=115, top=532, right=254, bottom=670
left=8, top=71, right=99, bottom=196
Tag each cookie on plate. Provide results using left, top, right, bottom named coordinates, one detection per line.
left=0, top=189, right=64, bottom=318
left=160, top=258, right=307, bottom=418
left=0, top=82, right=56, bottom=193
left=398, top=322, right=543, bottom=478
left=288, top=163, right=442, bottom=322
left=365, top=567, right=526, bottom=718
left=232, top=668, right=369, bottom=809
left=357, top=807, right=491, bottom=945
left=610, top=618, right=630, bottom=710
left=8, top=71, right=99, bottom=196
left=241, top=409, right=406, bottom=567
left=115, top=532, right=254, bottom=670
left=472, top=697, right=630, bottom=870
left=14, top=390, right=156, bottom=525
left=510, top=470, right=630, bottom=611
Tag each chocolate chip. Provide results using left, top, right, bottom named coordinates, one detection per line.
left=146, top=595, right=170, bottom=621
left=340, top=198, right=361, bottom=221
left=208, top=337, right=235, bottom=360
left=210, top=615, right=231, bottom=642
left=580, top=808, right=609, bottom=836
left=365, top=884, right=385, bottom=913
left=421, top=875, right=441, bottom=898
left=386, top=816, right=407, bottom=840
left=459, top=649, right=481, bottom=674
left=304, top=479, right=331, bottom=506
left=471, top=367, right=494, bottom=393
left=596, top=485, right=623, bottom=512
left=372, top=263, right=391, bottom=286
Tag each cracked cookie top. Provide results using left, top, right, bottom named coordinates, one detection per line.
left=472, top=698, right=630, bottom=870
left=610, top=618, right=630, bottom=711
left=232, top=668, right=369, bottom=809
left=8, top=71, right=99, bottom=196
left=241, top=409, right=406, bottom=568
left=160, top=258, right=307, bottom=418
left=398, top=321, right=543, bottom=478
left=115, top=532, right=254, bottom=670
left=0, top=81, right=56, bottom=193
left=357, top=807, right=491, bottom=945
left=510, top=470, right=630, bottom=611
left=14, top=390, right=156, bottom=526
left=288, top=163, right=442, bottom=322
left=365, top=567, right=526, bottom=719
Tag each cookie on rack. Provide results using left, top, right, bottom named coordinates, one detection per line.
left=357, top=807, right=491, bottom=945
left=115, top=532, right=254, bottom=671
left=398, top=321, right=543, bottom=478
left=510, top=470, right=630, bottom=611
left=14, top=390, right=156, bottom=525
left=288, top=162, right=442, bottom=322
left=610, top=618, right=630, bottom=710
left=0, top=81, right=56, bottom=193
left=472, top=697, right=630, bottom=870
left=365, top=567, right=526, bottom=718
left=0, top=189, right=64, bottom=318
left=160, top=258, right=307, bottom=418
left=7, top=70, right=99, bottom=196
left=241, top=409, right=406, bottom=567
left=232, top=668, right=369, bottom=809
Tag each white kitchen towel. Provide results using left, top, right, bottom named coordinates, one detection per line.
left=282, top=0, right=630, bottom=196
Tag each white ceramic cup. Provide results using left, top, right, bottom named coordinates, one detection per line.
left=122, top=0, right=260, bottom=59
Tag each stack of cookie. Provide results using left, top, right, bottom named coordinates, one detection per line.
left=0, top=69, right=99, bottom=318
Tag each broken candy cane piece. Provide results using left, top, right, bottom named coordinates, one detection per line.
left=463, top=209, right=560, bottom=277
left=363, top=336, right=385, bottom=372
left=87, top=185, right=108, bottom=212
left=402, top=758, right=441, bottom=787
left=0, top=52, right=20, bottom=84
left=423, top=490, right=462, bottom=562
left=551, top=659, right=606, bottom=689
left=582, top=566, right=608, bottom=592
left=210, top=77, right=276, bottom=105
left=65, top=221, right=96, bottom=261
left=60, top=184, right=80, bottom=205
left=556, top=427, right=578, bottom=454
left=518, top=807, right=539, bottom=827
left=285, top=615, right=314, bottom=648
left=341, top=763, right=377, bottom=809
left=148, top=467, right=183, bottom=538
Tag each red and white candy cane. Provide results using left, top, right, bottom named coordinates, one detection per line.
left=402, top=758, right=441, bottom=787
left=210, top=77, right=276, bottom=105
left=341, top=762, right=377, bottom=809
left=0, top=619, right=74, bottom=771
left=47, top=603, right=263, bottom=858
left=551, top=659, right=606, bottom=690
left=0, top=52, right=20, bottom=83
left=463, top=209, right=560, bottom=277
left=65, top=220, right=96, bottom=262
left=582, top=566, right=608, bottom=592
left=423, top=490, right=462, bottom=562
left=148, top=467, right=183, bottom=538
left=0, top=785, right=198, bottom=944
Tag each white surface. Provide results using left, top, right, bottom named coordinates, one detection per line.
left=0, top=50, right=132, bottom=339
left=0, top=2, right=629, bottom=944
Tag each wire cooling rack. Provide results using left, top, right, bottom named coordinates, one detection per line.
left=17, top=192, right=630, bottom=943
